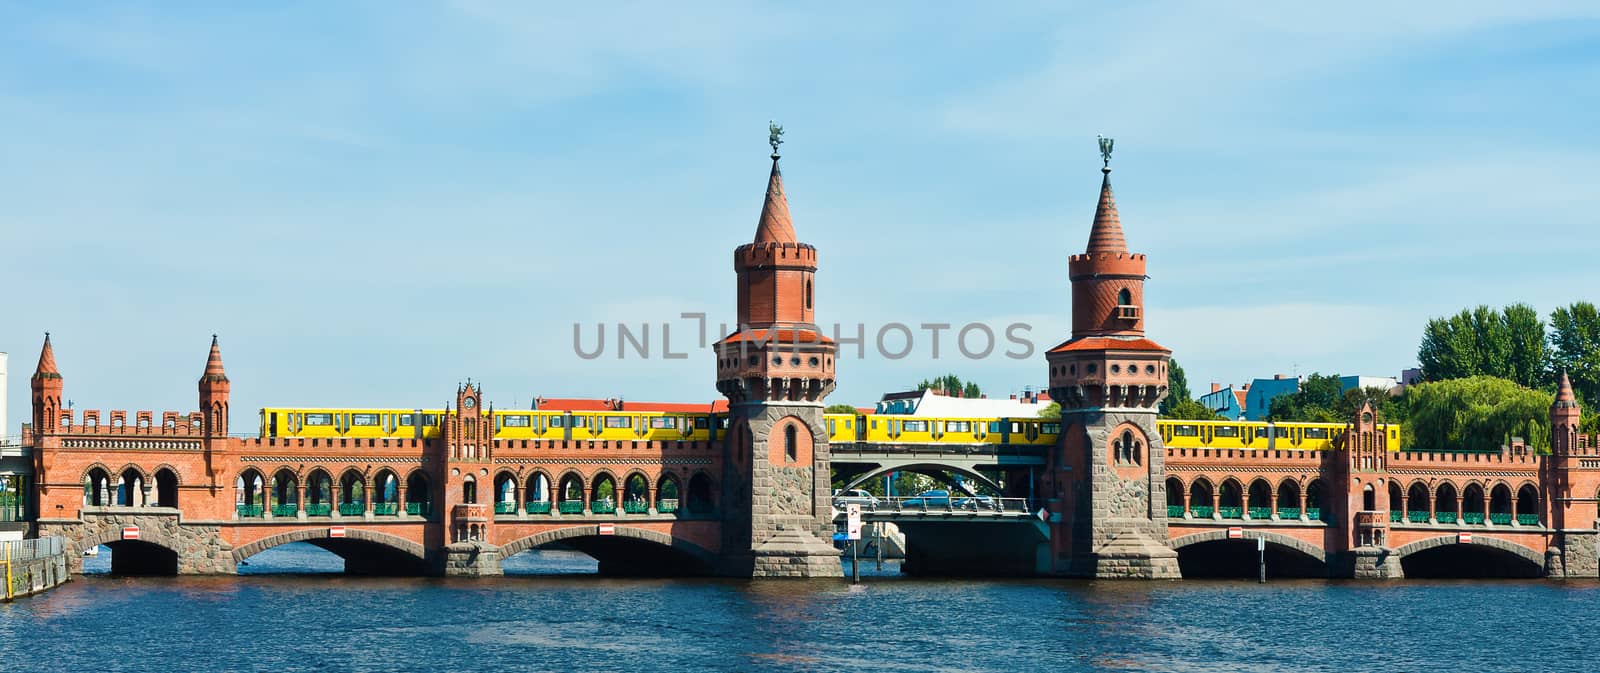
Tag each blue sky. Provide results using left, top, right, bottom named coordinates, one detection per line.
left=4, top=2, right=1600, bottom=433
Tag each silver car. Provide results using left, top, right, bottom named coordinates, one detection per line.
left=832, top=488, right=880, bottom=510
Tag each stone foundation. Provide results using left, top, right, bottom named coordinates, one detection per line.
left=1345, top=546, right=1405, bottom=579
left=1068, top=531, right=1181, bottom=579
left=1548, top=531, right=1599, bottom=579
left=440, top=541, right=503, bottom=577
left=41, top=512, right=235, bottom=574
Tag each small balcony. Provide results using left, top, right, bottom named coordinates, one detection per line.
left=1116, top=305, right=1140, bottom=321
left=453, top=503, right=489, bottom=522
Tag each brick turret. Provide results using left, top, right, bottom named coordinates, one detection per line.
left=198, top=335, right=230, bottom=437
left=712, top=127, right=840, bottom=577
left=30, top=334, right=63, bottom=436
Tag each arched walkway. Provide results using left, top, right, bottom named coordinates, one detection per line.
left=1171, top=530, right=1330, bottom=578
left=1395, top=535, right=1544, bottom=578
left=840, top=463, right=1004, bottom=495
left=499, top=525, right=715, bottom=576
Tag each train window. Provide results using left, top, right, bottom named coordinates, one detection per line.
left=1275, top=427, right=1293, bottom=438
left=503, top=415, right=531, bottom=428
left=1304, top=428, right=1329, bottom=439
left=989, top=421, right=1002, bottom=433
left=1256, top=428, right=1270, bottom=438
left=650, top=417, right=676, bottom=429
left=694, top=418, right=708, bottom=429
left=351, top=413, right=380, bottom=426
left=871, top=420, right=878, bottom=429
left=548, top=416, right=566, bottom=428
left=1172, top=425, right=1199, bottom=437
left=304, top=413, right=334, bottom=426
left=603, top=416, right=631, bottom=429
left=1041, top=423, right=1060, bottom=434
left=1213, top=426, right=1240, bottom=438
left=902, top=421, right=928, bottom=432
left=398, top=414, right=414, bottom=427
left=718, top=417, right=730, bottom=429
left=424, top=414, right=440, bottom=426
left=946, top=421, right=971, bottom=433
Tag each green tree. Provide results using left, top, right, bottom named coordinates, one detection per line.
left=1159, top=359, right=1193, bottom=416
left=916, top=374, right=981, bottom=398
left=1266, top=373, right=1344, bottom=422
left=1405, top=376, right=1552, bottom=453
left=1163, top=397, right=1222, bottom=420
left=1551, top=302, right=1600, bottom=404
left=1036, top=401, right=1061, bottom=420
left=824, top=403, right=858, bottom=414
left=1417, top=304, right=1548, bottom=388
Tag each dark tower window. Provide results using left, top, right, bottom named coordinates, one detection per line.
left=804, top=280, right=812, bottom=310
left=1118, top=288, right=1132, bottom=305
left=784, top=424, right=798, bottom=463
left=463, top=476, right=477, bottom=504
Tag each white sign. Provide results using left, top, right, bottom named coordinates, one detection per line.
left=329, top=526, right=346, bottom=538
left=1227, top=526, right=1243, bottom=539
left=597, top=524, right=615, bottom=536
left=845, top=504, right=862, bottom=541
left=1458, top=532, right=1473, bottom=544
left=121, top=525, right=140, bottom=541
left=1257, top=537, right=1265, bottom=552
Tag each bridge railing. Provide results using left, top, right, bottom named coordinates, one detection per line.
left=857, top=496, right=1033, bottom=514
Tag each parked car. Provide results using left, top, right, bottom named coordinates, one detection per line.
left=955, top=495, right=999, bottom=511
left=832, top=488, right=880, bottom=510
left=900, top=489, right=953, bottom=508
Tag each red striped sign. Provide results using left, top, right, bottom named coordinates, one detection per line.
left=1458, top=532, right=1472, bottom=544
left=1227, top=527, right=1243, bottom=539
left=597, top=524, right=615, bottom=536
left=121, top=526, right=140, bottom=541
left=329, top=526, right=346, bottom=538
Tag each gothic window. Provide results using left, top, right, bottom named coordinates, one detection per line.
left=463, top=476, right=477, bottom=504
left=1118, top=288, right=1132, bottom=306
left=784, top=424, right=798, bottom=463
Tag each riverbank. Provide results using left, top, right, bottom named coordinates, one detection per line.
left=3, top=537, right=69, bottom=601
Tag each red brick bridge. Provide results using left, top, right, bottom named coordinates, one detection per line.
left=16, top=144, right=1599, bottom=579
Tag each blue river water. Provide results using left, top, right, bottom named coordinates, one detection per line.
left=3, top=543, right=1598, bottom=672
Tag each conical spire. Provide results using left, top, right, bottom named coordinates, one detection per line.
left=1085, top=168, right=1127, bottom=254
left=753, top=156, right=797, bottom=244
left=34, top=333, right=60, bottom=379
left=1555, top=370, right=1577, bottom=406
left=201, top=334, right=228, bottom=383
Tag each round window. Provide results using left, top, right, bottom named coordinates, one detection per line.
left=1111, top=364, right=1121, bottom=374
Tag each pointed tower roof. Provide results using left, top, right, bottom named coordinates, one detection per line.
left=33, top=333, right=60, bottom=380
left=1555, top=370, right=1578, bottom=407
left=1085, top=168, right=1128, bottom=254
left=201, top=334, right=229, bottom=383
left=753, top=156, right=797, bottom=244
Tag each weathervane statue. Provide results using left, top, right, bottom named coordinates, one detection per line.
left=1097, top=134, right=1114, bottom=170
left=769, top=121, right=784, bottom=159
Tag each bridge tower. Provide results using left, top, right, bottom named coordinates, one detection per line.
left=440, top=382, right=500, bottom=575
left=1545, top=372, right=1596, bottom=577
left=1043, top=141, right=1180, bottom=578
left=712, top=126, right=841, bottom=577
left=1337, top=402, right=1403, bottom=578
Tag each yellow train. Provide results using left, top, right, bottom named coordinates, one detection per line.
left=259, top=407, right=1396, bottom=451
left=1156, top=419, right=1401, bottom=451
left=259, top=408, right=726, bottom=442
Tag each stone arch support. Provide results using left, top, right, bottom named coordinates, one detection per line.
left=232, top=527, right=426, bottom=564
left=49, top=514, right=235, bottom=574
left=1170, top=530, right=1329, bottom=566
left=499, top=525, right=716, bottom=567
left=1393, top=535, right=1545, bottom=569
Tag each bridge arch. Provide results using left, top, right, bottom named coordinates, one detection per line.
left=499, top=525, right=716, bottom=576
left=840, top=462, right=1005, bottom=495
left=233, top=528, right=428, bottom=575
left=1394, top=534, right=1545, bottom=578
left=78, top=525, right=183, bottom=575
left=1171, top=529, right=1330, bottom=578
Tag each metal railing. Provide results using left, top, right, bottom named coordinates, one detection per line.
left=1305, top=507, right=1324, bottom=521
left=1218, top=506, right=1243, bottom=520
left=236, top=504, right=263, bottom=518
left=1516, top=514, right=1540, bottom=526
left=1277, top=507, right=1301, bottom=519
left=1407, top=511, right=1430, bottom=523
left=1462, top=512, right=1485, bottom=524
left=591, top=501, right=617, bottom=515
left=1191, top=506, right=1214, bottom=518
left=1166, top=505, right=1184, bottom=517
left=1247, top=507, right=1272, bottom=520
left=271, top=504, right=298, bottom=517
left=854, top=496, right=1032, bottom=514
left=1389, top=510, right=1402, bottom=522
left=558, top=501, right=584, bottom=514
left=337, top=503, right=365, bottom=516
left=1489, top=513, right=1512, bottom=525
left=373, top=503, right=398, bottom=516
left=657, top=499, right=678, bottom=514
left=1435, top=512, right=1458, bottom=524
left=306, top=503, right=332, bottom=517
left=2, top=537, right=63, bottom=563
left=405, top=502, right=431, bottom=517
left=622, top=501, right=650, bottom=514
left=526, top=501, right=551, bottom=514
left=494, top=502, right=517, bottom=515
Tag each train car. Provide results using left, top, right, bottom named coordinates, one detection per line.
left=1157, top=419, right=1404, bottom=451
left=823, top=413, right=860, bottom=444
left=259, top=408, right=444, bottom=440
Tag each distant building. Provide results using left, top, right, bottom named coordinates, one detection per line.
left=1198, top=383, right=1247, bottom=420
left=1399, top=368, right=1423, bottom=386
left=1339, top=375, right=1399, bottom=394
left=1241, top=375, right=1300, bottom=421
left=875, top=387, right=1053, bottom=417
